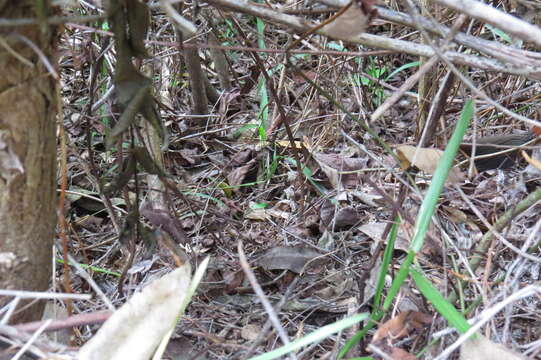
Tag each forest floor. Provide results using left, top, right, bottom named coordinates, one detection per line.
left=14, top=1, right=541, bottom=359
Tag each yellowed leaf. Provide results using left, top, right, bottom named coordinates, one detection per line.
left=396, top=145, right=465, bottom=183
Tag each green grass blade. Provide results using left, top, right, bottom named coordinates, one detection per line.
left=338, top=312, right=382, bottom=358
left=373, top=216, right=400, bottom=309
left=340, top=218, right=400, bottom=358
left=385, top=61, right=420, bottom=81
left=411, top=100, right=472, bottom=253
left=383, top=99, right=473, bottom=309
left=410, top=267, right=472, bottom=335
left=56, top=258, right=121, bottom=277
left=248, top=313, right=369, bottom=360
left=341, top=101, right=472, bottom=358
left=255, top=16, right=269, bottom=135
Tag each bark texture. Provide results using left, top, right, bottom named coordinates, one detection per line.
left=0, top=2, right=57, bottom=322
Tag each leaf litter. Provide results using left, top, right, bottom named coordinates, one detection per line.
left=13, top=1, right=541, bottom=359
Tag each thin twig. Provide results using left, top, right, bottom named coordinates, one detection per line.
left=447, top=186, right=541, bottom=303
left=237, top=241, right=297, bottom=360
left=66, top=254, right=115, bottom=312
left=433, top=0, right=541, bottom=48
left=241, top=277, right=300, bottom=359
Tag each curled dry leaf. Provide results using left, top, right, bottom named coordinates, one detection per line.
left=313, top=152, right=366, bottom=190
left=320, top=200, right=360, bottom=231
left=396, top=145, right=465, bottom=184
left=257, top=246, right=323, bottom=274
left=227, top=159, right=256, bottom=189
left=372, top=310, right=432, bottom=344
left=460, top=335, right=528, bottom=360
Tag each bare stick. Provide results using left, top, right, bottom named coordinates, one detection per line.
left=433, top=0, right=541, bottom=48
left=237, top=241, right=296, bottom=360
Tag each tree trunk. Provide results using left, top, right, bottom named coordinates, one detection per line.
left=0, top=1, right=57, bottom=322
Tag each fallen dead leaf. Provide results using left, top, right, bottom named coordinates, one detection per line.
left=359, top=222, right=410, bottom=252
left=227, top=159, right=256, bottom=189
left=371, top=310, right=432, bottom=344
left=322, top=0, right=377, bottom=40
left=257, top=246, right=323, bottom=274
left=396, top=145, right=465, bottom=184
left=320, top=201, right=360, bottom=231
left=313, top=152, right=367, bottom=190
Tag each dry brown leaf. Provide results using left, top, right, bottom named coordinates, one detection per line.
left=322, top=0, right=376, bottom=40
left=320, top=200, right=360, bottom=231
left=460, top=335, right=528, bottom=360
left=313, top=152, right=366, bottom=190
left=358, top=222, right=410, bottom=252
left=227, top=159, right=256, bottom=188
left=371, top=310, right=432, bottom=344
left=257, top=246, right=323, bottom=274
left=396, top=145, right=465, bottom=184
